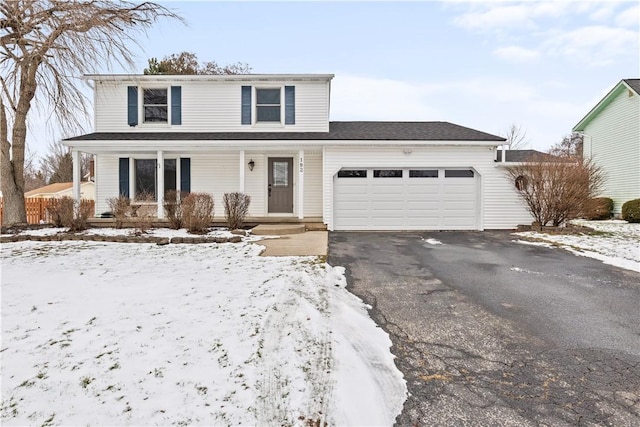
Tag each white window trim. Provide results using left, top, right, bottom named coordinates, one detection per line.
left=140, top=86, right=172, bottom=127
left=253, top=86, right=284, bottom=127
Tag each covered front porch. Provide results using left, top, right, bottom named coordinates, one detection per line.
left=69, top=144, right=324, bottom=223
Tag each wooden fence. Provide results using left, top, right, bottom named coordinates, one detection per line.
left=0, top=197, right=95, bottom=225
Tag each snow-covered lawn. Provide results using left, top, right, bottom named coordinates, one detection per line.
left=513, top=219, right=640, bottom=273
left=1, top=235, right=406, bottom=426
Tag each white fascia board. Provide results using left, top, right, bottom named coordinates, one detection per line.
left=64, top=138, right=501, bottom=153
left=83, top=74, right=335, bottom=83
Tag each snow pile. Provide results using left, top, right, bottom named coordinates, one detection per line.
left=514, top=219, right=640, bottom=272
left=1, top=239, right=406, bottom=426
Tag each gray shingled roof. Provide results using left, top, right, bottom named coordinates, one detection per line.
left=495, top=149, right=552, bottom=162
left=624, top=79, right=640, bottom=94
left=65, top=121, right=505, bottom=142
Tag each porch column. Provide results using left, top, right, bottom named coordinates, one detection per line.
left=298, top=150, right=304, bottom=219
left=72, top=150, right=81, bottom=203
left=157, top=150, right=164, bottom=218
left=239, top=150, right=245, bottom=192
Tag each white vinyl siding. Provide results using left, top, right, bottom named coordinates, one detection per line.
left=190, top=154, right=240, bottom=218
left=245, top=153, right=266, bottom=216
left=94, top=154, right=120, bottom=215
left=303, top=152, right=323, bottom=217
left=324, top=146, right=532, bottom=231
left=94, top=80, right=329, bottom=133
left=582, top=89, right=640, bottom=213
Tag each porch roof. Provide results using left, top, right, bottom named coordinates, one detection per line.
left=65, top=121, right=506, bottom=142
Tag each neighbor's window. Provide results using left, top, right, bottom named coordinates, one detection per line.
left=337, top=170, right=367, bottom=178
left=143, top=88, right=168, bottom=123
left=256, top=88, right=281, bottom=122
left=374, top=169, right=402, bottom=178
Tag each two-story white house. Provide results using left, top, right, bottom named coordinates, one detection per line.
left=63, top=73, right=532, bottom=230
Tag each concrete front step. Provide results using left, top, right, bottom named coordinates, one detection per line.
left=251, top=224, right=306, bottom=235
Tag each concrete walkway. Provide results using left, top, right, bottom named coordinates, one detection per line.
left=256, top=231, right=328, bottom=257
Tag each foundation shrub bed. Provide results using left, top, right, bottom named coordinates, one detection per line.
left=181, top=193, right=214, bottom=233
left=622, top=199, right=640, bottom=223
left=584, top=197, right=614, bottom=220
left=223, top=192, right=251, bottom=230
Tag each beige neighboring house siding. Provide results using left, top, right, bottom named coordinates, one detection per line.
left=25, top=182, right=96, bottom=201
left=578, top=83, right=640, bottom=214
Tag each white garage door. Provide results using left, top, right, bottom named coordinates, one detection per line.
left=334, top=168, right=478, bottom=230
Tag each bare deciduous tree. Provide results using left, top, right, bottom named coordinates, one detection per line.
left=1, top=0, right=183, bottom=225
left=144, top=51, right=251, bottom=75
left=23, top=145, right=46, bottom=192
left=549, top=132, right=584, bottom=158
left=506, top=154, right=605, bottom=226
left=502, top=123, right=529, bottom=149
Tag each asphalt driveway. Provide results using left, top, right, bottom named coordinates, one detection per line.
left=328, top=231, right=640, bottom=426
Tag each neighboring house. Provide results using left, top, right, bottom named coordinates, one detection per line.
left=63, top=73, right=532, bottom=231
left=25, top=181, right=95, bottom=200
left=573, top=79, right=640, bottom=215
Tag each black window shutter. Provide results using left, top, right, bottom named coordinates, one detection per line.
left=241, top=86, right=251, bottom=125
left=171, top=86, right=181, bottom=125
left=285, top=86, right=295, bottom=125
left=127, top=86, right=138, bottom=126
left=180, top=158, right=191, bottom=193
left=119, top=158, right=130, bottom=198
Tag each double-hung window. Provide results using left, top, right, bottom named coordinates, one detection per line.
left=133, top=159, right=180, bottom=201
left=143, top=88, right=168, bottom=123
left=256, top=88, right=281, bottom=122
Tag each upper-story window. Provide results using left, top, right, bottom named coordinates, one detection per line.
left=128, top=86, right=181, bottom=126
left=242, top=85, right=295, bottom=126
left=143, top=88, right=168, bottom=123
left=256, top=88, right=281, bottom=122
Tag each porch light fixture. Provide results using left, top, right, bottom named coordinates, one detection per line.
left=248, top=159, right=255, bottom=171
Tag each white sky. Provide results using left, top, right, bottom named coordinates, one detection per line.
left=26, top=0, right=640, bottom=155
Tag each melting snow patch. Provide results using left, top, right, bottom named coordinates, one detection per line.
left=423, top=238, right=443, bottom=245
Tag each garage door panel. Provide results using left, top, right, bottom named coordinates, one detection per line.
left=443, top=200, right=476, bottom=210
left=337, top=201, right=370, bottom=211
left=407, top=200, right=440, bottom=210
left=334, top=168, right=478, bottom=230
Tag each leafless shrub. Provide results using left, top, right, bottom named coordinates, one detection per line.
left=44, top=196, right=92, bottom=231
left=182, top=193, right=214, bottom=233
left=68, top=199, right=94, bottom=232
left=164, top=190, right=189, bottom=229
left=583, top=197, right=613, bottom=220
left=506, top=154, right=605, bottom=226
left=107, top=195, right=131, bottom=229
left=45, top=197, right=75, bottom=227
left=223, top=192, right=251, bottom=230
left=129, top=192, right=155, bottom=235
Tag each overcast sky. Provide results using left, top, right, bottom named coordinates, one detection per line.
left=30, top=0, right=639, bottom=155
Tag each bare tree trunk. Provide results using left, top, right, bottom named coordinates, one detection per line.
left=1, top=99, right=26, bottom=225
left=1, top=60, right=38, bottom=225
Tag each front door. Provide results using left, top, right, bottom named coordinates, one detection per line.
left=268, top=157, right=294, bottom=213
